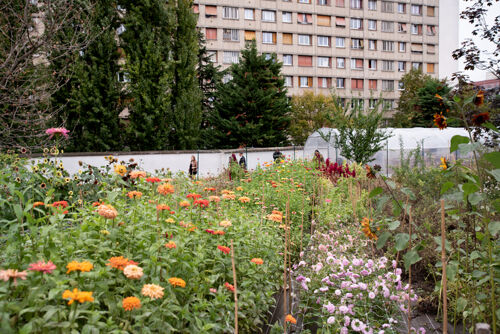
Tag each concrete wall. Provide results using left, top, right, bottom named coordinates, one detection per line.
left=31, top=147, right=304, bottom=177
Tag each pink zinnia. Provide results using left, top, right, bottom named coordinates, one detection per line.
left=28, top=260, right=56, bottom=274
left=0, top=269, right=28, bottom=285
left=45, top=127, right=70, bottom=139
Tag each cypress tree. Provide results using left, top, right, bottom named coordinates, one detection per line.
left=60, top=0, right=122, bottom=152
left=212, top=40, right=290, bottom=148
left=169, top=0, right=202, bottom=150
left=119, top=0, right=173, bottom=151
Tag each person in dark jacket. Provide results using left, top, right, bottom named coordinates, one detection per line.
left=273, top=150, right=282, bottom=162
left=188, top=155, right=197, bottom=179
left=239, top=153, right=247, bottom=170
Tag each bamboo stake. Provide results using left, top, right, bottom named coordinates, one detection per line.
left=283, top=199, right=289, bottom=333
left=287, top=196, right=292, bottom=314
left=441, top=200, right=448, bottom=334
left=300, top=183, right=305, bottom=254
left=408, top=207, right=412, bottom=334
left=230, top=240, right=238, bottom=334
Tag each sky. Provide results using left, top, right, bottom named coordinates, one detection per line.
left=458, top=0, right=500, bottom=81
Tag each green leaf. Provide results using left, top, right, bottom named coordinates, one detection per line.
left=388, top=220, right=400, bottom=230
left=403, top=249, right=421, bottom=270
left=457, top=297, right=468, bottom=313
left=468, top=192, right=482, bottom=206
left=458, top=142, right=481, bottom=155
left=462, top=182, right=479, bottom=195
left=450, top=135, right=469, bottom=153
left=483, top=152, right=500, bottom=168
left=447, top=261, right=459, bottom=282
left=440, top=181, right=455, bottom=194
left=401, top=187, right=415, bottom=200
left=386, top=180, right=396, bottom=189
left=487, top=169, right=500, bottom=182
left=376, top=232, right=391, bottom=250
left=369, top=187, right=383, bottom=198
left=394, top=233, right=410, bottom=251
left=483, top=122, right=499, bottom=132
left=488, top=221, right=500, bottom=237
left=493, top=198, right=500, bottom=213
left=19, top=322, right=33, bottom=334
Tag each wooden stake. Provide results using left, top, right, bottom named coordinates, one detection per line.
left=230, top=240, right=238, bottom=334
left=441, top=200, right=448, bottom=334
left=408, top=207, right=412, bottom=334
left=300, top=185, right=305, bottom=254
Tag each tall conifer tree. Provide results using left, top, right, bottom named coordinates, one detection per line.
left=212, top=40, right=290, bottom=148
left=119, top=0, right=173, bottom=151
left=169, top=0, right=202, bottom=150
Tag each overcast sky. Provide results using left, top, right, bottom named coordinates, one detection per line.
left=458, top=1, right=500, bottom=81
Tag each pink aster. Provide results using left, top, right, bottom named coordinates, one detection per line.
left=28, top=260, right=57, bottom=274
left=45, top=127, right=70, bottom=139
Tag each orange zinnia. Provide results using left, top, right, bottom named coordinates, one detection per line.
left=217, top=245, right=231, bottom=254
left=156, top=204, right=170, bottom=211
left=168, top=277, right=186, bottom=288
left=122, top=296, right=141, bottom=311
left=127, top=191, right=142, bottom=199
left=165, top=241, right=177, bottom=249
left=157, top=183, right=174, bottom=195
left=66, top=261, right=93, bottom=274
left=97, top=204, right=118, bottom=219
left=106, top=256, right=135, bottom=271
left=250, top=258, right=264, bottom=265
left=285, top=314, right=297, bottom=324
left=129, top=171, right=147, bottom=179
left=33, top=201, right=45, bottom=207
left=62, top=288, right=94, bottom=305
left=238, top=196, right=251, bottom=203
left=179, top=200, right=190, bottom=207
left=224, top=282, right=235, bottom=292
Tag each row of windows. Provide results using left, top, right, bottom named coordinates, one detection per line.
left=195, top=3, right=436, bottom=20
left=195, top=2, right=435, bottom=18
left=216, top=51, right=434, bottom=73
left=208, top=30, right=436, bottom=53
left=284, top=76, right=401, bottom=90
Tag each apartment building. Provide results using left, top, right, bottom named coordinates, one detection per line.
left=194, top=0, right=440, bottom=111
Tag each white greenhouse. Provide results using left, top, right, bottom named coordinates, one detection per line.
left=304, top=127, right=472, bottom=175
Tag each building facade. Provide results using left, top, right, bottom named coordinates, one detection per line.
left=194, top=0, right=440, bottom=111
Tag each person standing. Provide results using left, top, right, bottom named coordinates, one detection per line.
left=239, top=152, right=247, bottom=170
left=273, top=150, right=282, bottom=162
left=188, top=155, right=197, bottom=179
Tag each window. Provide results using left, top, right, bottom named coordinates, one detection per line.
left=336, top=17, right=346, bottom=27
left=397, top=3, right=405, bottom=13
left=244, top=8, right=254, bottom=20
left=368, top=0, right=377, bottom=10
left=223, top=7, right=238, bottom=19
left=318, top=36, right=330, bottom=47
left=369, top=80, right=377, bottom=90
left=318, top=0, right=330, bottom=5
left=207, top=51, right=217, bottom=63
left=117, top=72, right=130, bottom=83
left=351, top=79, right=363, bottom=90
left=398, top=23, right=406, bottom=33
left=411, top=24, right=422, bottom=35
left=411, top=4, right=422, bottom=15
left=282, top=33, right=293, bottom=44
left=427, top=6, right=435, bottom=17
left=351, top=98, right=364, bottom=109
left=299, top=76, right=313, bottom=88
left=244, top=30, right=256, bottom=41
left=298, top=34, right=311, bottom=45
left=427, top=25, right=436, bottom=36
left=368, top=59, right=377, bottom=70
left=382, top=41, right=394, bottom=52
left=299, top=0, right=311, bottom=3
left=427, top=44, right=436, bottom=54
left=262, top=32, right=276, bottom=44
left=223, top=51, right=239, bottom=64
left=317, top=15, right=331, bottom=26
left=383, top=99, right=394, bottom=110
left=298, top=13, right=312, bottom=24
left=205, top=28, right=217, bottom=40
left=222, top=74, right=233, bottom=84
left=399, top=42, right=406, bottom=52
left=264, top=53, right=273, bottom=61
left=192, top=4, right=199, bottom=13
left=350, top=0, right=362, bottom=9
left=205, top=5, right=217, bottom=17
left=223, top=29, right=239, bottom=41
left=412, top=62, right=422, bottom=70
left=398, top=61, right=406, bottom=72
left=381, top=1, right=393, bottom=12
left=282, top=12, right=292, bottom=23
left=368, top=40, right=376, bottom=50
left=368, top=20, right=377, bottom=30
left=398, top=81, right=404, bottom=90
left=381, top=21, right=394, bottom=32
left=351, top=58, right=363, bottom=70
left=336, top=57, right=345, bottom=68
left=351, top=38, right=363, bottom=49
left=317, top=56, right=331, bottom=67
left=262, top=10, right=276, bottom=22
left=283, top=55, right=293, bottom=65
left=382, top=60, right=394, bottom=71
left=369, top=99, right=378, bottom=109
left=411, top=43, right=423, bottom=53
left=117, top=24, right=126, bottom=35
left=298, top=55, right=313, bottom=66
left=284, top=76, right=293, bottom=87
left=427, top=63, right=435, bottom=73
left=336, top=37, right=345, bottom=47
left=337, top=78, right=345, bottom=88
left=350, top=18, right=362, bottom=29
left=336, top=0, right=345, bottom=6
left=318, top=77, right=331, bottom=88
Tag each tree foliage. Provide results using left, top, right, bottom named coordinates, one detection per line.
left=211, top=40, right=290, bottom=148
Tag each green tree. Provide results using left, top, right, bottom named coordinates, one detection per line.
left=415, top=78, right=453, bottom=126
left=168, top=0, right=202, bottom=150
left=289, top=92, right=335, bottom=145
left=56, top=0, right=122, bottom=152
left=321, top=97, right=391, bottom=165
left=212, top=40, right=290, bottom=148
left=119, top=0, right=173, bottom=151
